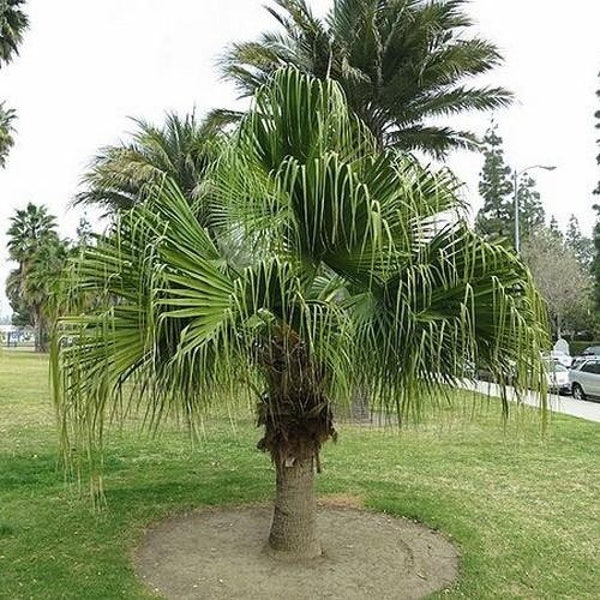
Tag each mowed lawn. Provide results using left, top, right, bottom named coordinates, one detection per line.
left=1, top=350, right=599, bottom=599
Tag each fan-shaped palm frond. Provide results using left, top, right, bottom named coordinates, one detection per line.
left=54, top=69, right=546, bottom=557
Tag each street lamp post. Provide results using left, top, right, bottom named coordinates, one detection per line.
left=513, top=165, right=556, bottom=253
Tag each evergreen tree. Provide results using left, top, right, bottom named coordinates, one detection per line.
left=592, top=205, right=600, bottom=310
left=591, top=74, right=600, bottom=308
left=515, top=173, right=545, bottom=242
left=474, top=123, right=514, bottom=244
left=74, top=216, right=93, bottom=251
left=75, top=112, right=218, bottom=214
left=53, top=70, right=547, bottom=554
left=565, top=214, right=593, bottom=269
left=595, top=71, right=600, bottom=195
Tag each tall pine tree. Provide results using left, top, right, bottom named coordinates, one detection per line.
left=474, top=123, right=514, bottom=243
left=475, top=123, right=545, bottom=247
left=592, top=206, right=600, bottom=309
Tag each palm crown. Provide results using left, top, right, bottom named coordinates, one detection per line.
left=75, top=112, right=218, bottom=213
left=7, top=202, right=58, bottom=263
left=7, top=203, right=64, bottom=350
left=54, top=69, right=546, bottom=557
left=221, top=0, right=512, bottom=157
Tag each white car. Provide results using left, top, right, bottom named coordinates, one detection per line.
left=544, top=360, right=570, bottom=394
left=568, top=357, right=600, bottom=400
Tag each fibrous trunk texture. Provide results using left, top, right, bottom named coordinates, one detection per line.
left=255, top=328, right=336, bottom=558
left=268, top=455, right=321, bottom=558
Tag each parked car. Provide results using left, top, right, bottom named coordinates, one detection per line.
left=477, top=359, right=568, bottom=394
left=581, top=345, right=600, bottom=356
left=568, top=357, right=600, bottom=400
left=544, top=360, right=570, bottom=394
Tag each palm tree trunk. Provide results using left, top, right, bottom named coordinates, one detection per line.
left=34, top=311, right=42, bottom=353
left=33, top=307, right=47, bottom=353
left=256, top=330, right=335, bottom=559
left=268, top=455, right=322, bottom=559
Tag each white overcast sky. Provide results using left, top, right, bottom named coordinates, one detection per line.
left=1, top=0, right=599, bottom=315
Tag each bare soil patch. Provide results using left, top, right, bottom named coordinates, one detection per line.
left=134, top=502, right=459, bottom=600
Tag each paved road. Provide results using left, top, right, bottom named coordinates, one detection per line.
left=466, top=380, right=600, bottom=424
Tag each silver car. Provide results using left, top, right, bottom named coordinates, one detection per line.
left=568, top=357, right=600, bottom=400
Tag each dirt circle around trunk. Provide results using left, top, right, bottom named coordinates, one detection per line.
left=134, top=500, right=459, bottom=600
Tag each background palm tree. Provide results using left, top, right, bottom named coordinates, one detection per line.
left=221, top=0, right=512, bottom=157
left=75, top=112, right=219, bottom=214
left=54, top=69, right=546, bottom=559
left=0, top=0, right=28, bottom=168
left=6, top=202, right=65, bottom=351
left=7, top=202, right=57, bottom=264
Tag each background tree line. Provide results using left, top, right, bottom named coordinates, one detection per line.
left=7, top=0, right=600, bottom=351
left=6, top=0, right=600, bottom=354
left=475, top=121, right=596, bottom=340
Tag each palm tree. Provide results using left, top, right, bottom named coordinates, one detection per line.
left=53, top=69, right=546, bottom=559
left=220, top=0, right=512, bottom=157
left=7, top=203, right=57, bottom=263
left=75, top=112, right=219, bottom=214
left=0, top=0, right=28, bottom=67
left=6, top=203, right=62, bottom=351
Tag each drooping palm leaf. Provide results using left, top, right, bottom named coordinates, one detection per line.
left=53, top=69, right=547, bottom=501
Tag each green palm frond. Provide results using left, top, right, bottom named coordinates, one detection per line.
left=54, top=68, right=548, bottom=487
left=386, top=124, right=480, bottom=157
left=221, top=0, right=513, bottom=156
left=0, top=0, right=28, bottom=67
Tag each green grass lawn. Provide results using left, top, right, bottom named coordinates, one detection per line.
left=1, top=350, right=599, bottom=599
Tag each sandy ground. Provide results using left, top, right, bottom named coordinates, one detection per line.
left=134, top=502, right=459, bottom=600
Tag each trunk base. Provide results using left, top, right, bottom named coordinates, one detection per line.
left=268, top=456, right=322, bottom=560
